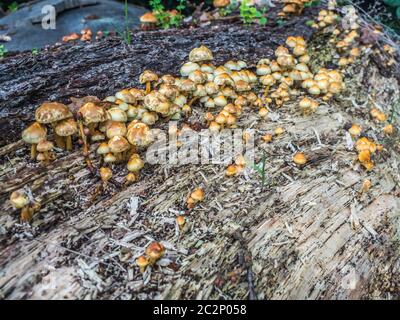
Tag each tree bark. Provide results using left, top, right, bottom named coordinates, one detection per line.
left=0, top=19, right=399, bottom=300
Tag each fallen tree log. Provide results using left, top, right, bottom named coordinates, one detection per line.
left=0, top=13, right=400, bottom=300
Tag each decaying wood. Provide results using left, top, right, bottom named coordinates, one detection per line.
left=0, top=17, right=400, bottom=300
left=0, top=16, right=315, bottom=147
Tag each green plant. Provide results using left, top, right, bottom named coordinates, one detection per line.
left=0, top=45, right=7, bottom=59
left=384, top=0, right=400, bottom=19
left=31, top=48, right=39, bottom=56
left=239, top=0, right=267, bottom=25
left=249, top=151, right=268, bottom=191
left=304, top=0, right=321, bottom=8
left=305, top=19, right=314, bottom=26
left=115, top=0, right=133, bottom=44
left=219, top=0, right=238, bottom=16
left=150, top=0, right=186, bottom=29
left=7, top=1, right=18, bottom=12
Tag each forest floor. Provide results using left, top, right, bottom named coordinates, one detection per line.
left=0, top=3, right=399, bottom=299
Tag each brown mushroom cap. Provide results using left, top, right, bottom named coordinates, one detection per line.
left=140, top=12, right=157, bottom=24
left=22, top=122, right=47, bottom=144
left=189, top=45, right=214, bottom=63
left=106, top=121, right=127, bottom=139
left=235, top=80, right=251, bottom=92
left=108, top=136, right=130, bottom=153
left=78, top=102, right=108, bottom=124
left=35, top=102, right=72, bottom=124
left=37, top=140, right=54, bottom=153
left=139, top=70, right=159, bottom=84
left=126, top=122, right=153, bottom=147
left=10, top=190, right=29, bottom=209
left=213, top=0, right=230, bottom=8
left=127, top=153, right=145, bottom=172
left=115, top=89, right=136, bottom=104
left=55, top=118, right=78, bottom=137
left=129, top=88, right=146, bottom=101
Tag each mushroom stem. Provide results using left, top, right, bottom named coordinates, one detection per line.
left=146, top=82, right=151, bottom=94
left=88, top=123, right=96, bottom=136
left=78, top=118, right=89, bottom=155
left=20, top=206, right=32, bottom=223
left=43, top=151, right=49, bottom=164
left=31, top=144, right=37, bottom=160
left=188, top=97, right=199, bottom=107
left=52, top=123, right=65, bottom=149
left=65, top=136, right=73, bottom=151
left=263, top=86, right=270, bottom=98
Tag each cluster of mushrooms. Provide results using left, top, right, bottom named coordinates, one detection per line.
left=279, top=0, right=314, bottom=17
left=14, top=36, right=348, bottom=221
left=7, top=2, right=397, bottom=276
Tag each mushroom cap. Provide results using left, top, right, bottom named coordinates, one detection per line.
left=180, top=62, right=200, bottom=77
left=108, top=136, right=130, bottom=153
left=140, top=12, right=157, bottom=23
left=37, top=140, right=54, bottom=152
left=160, top=74, right=176, bottom=85
left=293, top=152, right=307, bottom=165
left=35, top=102, right=72, bottom=124
left=91, top=131, right=105, bottom=142
left=191, top=188, right=205, bottom=201
left=115, top=89, right=136, bottom=104
left=235, top=80, right=251, bottom=92
left=159, top=84, right=179, bottom=100
left=97, top=142, right=110, bottom=155
left=139, top=70, right=158, bottom=84
left=141, top=111, right=158, bottom=125
left=188, top=70, right=207, bottom=84
left=226, top=164, right=238, bottom=177
left=79, top=102, right=108, bottom=124
left=214, top=73, right=234, bottom=87
left=104, top=152, right=117, bottom=163
left=129, top=88, right=146, bottom=101
left=127, top=153, right=145, bottom=172
left=100, top=167, right=113, bottom=182
left=213, top=0, right=230, bottom=8
left=144, top=91, right=171, bottom=116
left=189, top=45, right=213, bottom=63
left=10, top=190, right=29, bottom=209
left=107, top=107, right=128, bottom=122
left=22, top=122, right=47, bottom=144
left=55, top=118, right=78, bottom=137
left=106, top=121, right=127, bottom=139
left=179, top=79, right=196, bottom=92
left=126, top=122, right=154, bottom=147
left=145, top=241, right=165, bottom=261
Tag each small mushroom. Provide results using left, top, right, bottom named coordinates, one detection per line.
left=189, top=45, right=213, bottom=63
left=176, top=215, right=186, bottom=230
left=293, top=152, right=307, bottom=166
left=55, top=118, right=78, bottom=151
left=136, top=255, right=150, bottom=273
left=139, top=70, right=159, bottom=94
left=36, top=140, right=54, bottom=163
left=99, top=167, right=112, bottom=189
left=9, top=190, right=31, bottom=222
left=145, top=241, right=165, bottom=265
left=22, top=122, right=47, bottom=160
left=78, top=102, right=109, bottom=154
left=108, top=136, right=131, bottom=162
left=35, top=102, right=73, bottom=149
